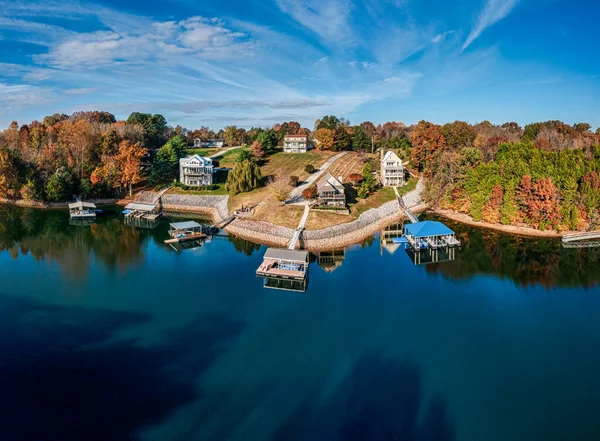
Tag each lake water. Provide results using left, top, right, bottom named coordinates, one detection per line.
left=1, top=205, right=600, bottom=441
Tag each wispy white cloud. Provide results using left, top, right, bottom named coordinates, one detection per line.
left=462, top=0, right=519, bottom=51
left=35, top=16, right=256, bottom=69
left=274, top=0, right=354, bottom=44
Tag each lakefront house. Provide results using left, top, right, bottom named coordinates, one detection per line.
left=179, top=154, right=214, bottom=186
left=283, top=134, right=310, bottom=153
left=380, top=150, right=406, bottom=187
left=194, top=139, right=226, bottom=148
left=317, top=173, right=346, bottom=207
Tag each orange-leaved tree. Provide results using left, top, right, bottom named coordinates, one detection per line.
left=115, top=140, right=147, bottom=196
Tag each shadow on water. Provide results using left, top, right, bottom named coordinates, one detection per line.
left=0, top=294, right=245, bottom=441
left=272, top=353, right=454, bottom=441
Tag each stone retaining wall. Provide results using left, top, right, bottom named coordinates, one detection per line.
left=135, top=191, right=229, bottom=221
left=225, top=218, right=294, bottom=248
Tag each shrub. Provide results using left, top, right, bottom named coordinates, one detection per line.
left=348, top=173, right=363, bottom=185
left=288, top=175, right=300, bottom=187
left=302, top=185, right=318, bottom=200
left=304, top=164, right=315, bottom=174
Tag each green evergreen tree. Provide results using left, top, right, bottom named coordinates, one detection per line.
left=256, top=130, right=278, bottom=153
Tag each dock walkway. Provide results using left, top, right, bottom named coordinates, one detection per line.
left=393, top=186, right=419, bottom=223
left=288, top=205, right=310, bottom=250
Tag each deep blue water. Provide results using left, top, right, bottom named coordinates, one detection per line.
left=1, top=205, right=600, bottom=441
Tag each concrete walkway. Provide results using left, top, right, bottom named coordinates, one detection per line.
left=208, top=146, right=239, bottom=159
left=288, top=205, right=311, bottom=249
left=288, top=151, right=348, bottom=204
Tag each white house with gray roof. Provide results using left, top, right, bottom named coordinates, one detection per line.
left=179, top=154, right=214, bottom=187
left=380, top=150, right=406, bottom=187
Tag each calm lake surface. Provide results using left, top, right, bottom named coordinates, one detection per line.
left=2, top=205, right=600, bottom=441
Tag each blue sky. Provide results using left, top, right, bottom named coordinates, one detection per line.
left=1, top=0, right=598, bottom=130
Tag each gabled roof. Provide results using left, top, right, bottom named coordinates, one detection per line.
left=124, top=203, right=156, bottom=212
left=405, top=221, right=454, bottom=238
left=68, top=201, right=96, bottom=209
left=180, top=154, right=212, bottom=165
left=317, top=172, right=344, bottom=193
left=285, top=134, right=308, bottom=138
left=382, top=150, right=403, bottom=165
left=170, top=221, right=203, bottom=230
left=264, top=248, right=308, bottom=262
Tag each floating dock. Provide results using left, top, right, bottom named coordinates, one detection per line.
left=396, top=220, right=461, bottom=251
left=69, top=201, right=97, bottom=220
left=256, top=248, right=309, bottom=286
left=562, top=231, right=600, bottom=248
left=123, top=202, right=163, bottom=228
left=164, top=221, right=208, bottom=250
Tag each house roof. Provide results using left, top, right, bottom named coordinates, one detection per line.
left=264, top=248, right=308, bottom=262
left=382, top=150, right=403, bottom=164
left=170, top=221, right=202, bottom=230
left=180, top=154, right=212, bottom=165
left=68, top=201, right=96, bottom=209
left=405, top=221, right=454, bottom=238
left=285, top=134, right=308, bottom=138
left=317, top=173, right=344, bottom=193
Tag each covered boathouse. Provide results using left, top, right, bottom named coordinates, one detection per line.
left=69, top=201, right=97, bottom=220
left=256, top=248, right=310, bottom=292
left=164, top=221, right=207, bottom=250
left=123, top=202, right=162, bottom=228
left=394, top=220, right=461, bottom=251
left=256, top=248, right=309, bottom=280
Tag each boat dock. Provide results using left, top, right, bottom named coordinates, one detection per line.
left=562, top=231, right=600, bottom=248
left=123, top=202, right=162, bottom=228
left=256, top=248, right=309, bottom=291
left=390, top=188, right=461, bottom=262
left=164, top=221, right=207, bottom=250
left=69, top=201, right=97, bottom=220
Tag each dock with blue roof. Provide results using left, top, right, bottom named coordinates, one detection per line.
left=390, top=187, right=461, bottom=261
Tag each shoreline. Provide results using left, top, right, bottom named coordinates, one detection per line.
left=0, top=197, right=122, bottom=209
left=2, top=195, right=579, bottom=248
left=431, top=209, right=567, bottom=238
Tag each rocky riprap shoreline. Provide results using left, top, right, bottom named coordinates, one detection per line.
left=135, top=191, right=229, bottom=221
left=135, top=183, right=426, bottom=250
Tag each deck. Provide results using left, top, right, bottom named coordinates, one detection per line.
left=562, top=231, right=600, bottom=249
left=256, top=258, right=306, bottom=280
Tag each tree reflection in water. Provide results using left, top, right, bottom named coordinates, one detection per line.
left=424, top=217, right=600, bottom=289
left=0, top=205, right=147, bottom=278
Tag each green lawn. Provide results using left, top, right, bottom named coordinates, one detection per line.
left=170, top=184, right=229, bottom=196
left=213, top=147, right=250, bottom=168
left=396, top=178, right=417, bottom=196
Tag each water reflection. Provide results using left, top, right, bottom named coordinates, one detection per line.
left=424, top=217, right=600, bottom=289
left=2, top=205, right=600, bottom=289
left=316, top=249, right=346, bottom=273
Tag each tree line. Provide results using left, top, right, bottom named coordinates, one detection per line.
left=1, top=111, right=599, bottom=232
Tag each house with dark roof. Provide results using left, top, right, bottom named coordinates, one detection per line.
left=316, top=173, right=346, bottom=207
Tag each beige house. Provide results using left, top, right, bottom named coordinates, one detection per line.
left=380, top=150, right=406, bottom=186
left=284, top=134, right=309, bottom=153
left=317, top=173, right=346, bottom=207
